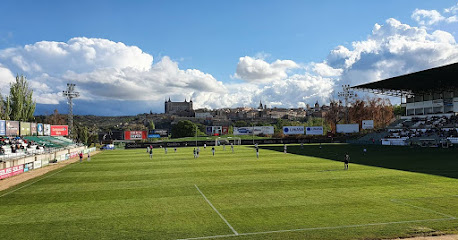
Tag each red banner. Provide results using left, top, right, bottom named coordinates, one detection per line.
left=0, top=165, right=24, bottom=179
left=222, top=126, right=229, bottom=135
left=124, top=131, right=147, bottom=140
left=50, top=125, right=69, bottom=136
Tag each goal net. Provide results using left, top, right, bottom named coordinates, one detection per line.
left=215, top=137, right=241, bottom=146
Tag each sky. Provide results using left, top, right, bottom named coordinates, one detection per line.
left=0, top=0, right=457, bottom=116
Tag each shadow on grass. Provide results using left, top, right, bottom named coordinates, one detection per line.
left=260, top=144, right=458, bottom=179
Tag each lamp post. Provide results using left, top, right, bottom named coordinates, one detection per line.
left=62, top=83, right=80, bottom=136
left=338, top=84, right=355, bottom=124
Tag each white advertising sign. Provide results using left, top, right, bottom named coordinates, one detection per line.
left=44, top=124, right=51, bottom=136
left=283, top=126, right=304, bottom=135
left=33, top=160, right=42, bottom=169
left=233, top=126, right=274, bottom=135
left=254, top=126, right=274, bottom=135
left=306, top=126, right=323, bottom=135
left=336, top=124, right=359, bottom=133
left=362, top=120, right=374, bottom=129
left=233, top=127, right=252, bottom=135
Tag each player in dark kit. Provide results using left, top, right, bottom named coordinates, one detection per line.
left=344, top=153, right=350, bottom=170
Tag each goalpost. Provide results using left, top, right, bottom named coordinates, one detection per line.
left=215, top=137, right=241, bottom=146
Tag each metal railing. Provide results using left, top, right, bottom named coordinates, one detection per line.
left=0, top=143, right=83, bottom=163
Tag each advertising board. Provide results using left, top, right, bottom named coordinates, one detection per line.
left=50, top=125, right=69, bottom=136
left=33, top=160, right=42, bottom=169
left=0, top=120, right=5, bottom=136
left=233, top=127, right=252, bottom=135
left=206, top=126, right=222, bottom=136
left=6, top=121, right=20, bottom=136
left=153, top=129, right=168, bottom=137
left=306, top=126, right=323, bottom=135
left=0, top=165, right=24, bottom=179
left=233, top=126, right=274, bottom=135
left=148, top=134, right=161, bottom=138
left=31, top=122, right=37, bottom=135
left=37, top=123, right=44, bottom=136
left=222, top=126, right=229, bottom=135
left=124, top=131, right=147, bottom=140
left=44, top=124, right=51, bottom=136
left=362, top=120, right=374, bottom=129
left=283, top=126, right=304, bottom=135
left=336, top=124, right=360, bottom=133
left=20, top=122, right=31, bottom=136
left=255, top=126, right=274, bottom=135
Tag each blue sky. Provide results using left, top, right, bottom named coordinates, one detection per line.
left=0, top=0, right=457, bottom=115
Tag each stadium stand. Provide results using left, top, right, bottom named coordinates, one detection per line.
left=350, top=62, right=458, bottom=146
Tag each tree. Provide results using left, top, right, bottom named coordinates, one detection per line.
left=393, top=104, right=404, bottom=116
left=47, top=109, right=67, bottom=125
left=234, top=120, right=247, bottom=127
left=8, top=75, right=36, bottom=121
left=3, top=96, right=12, bottom=120
left=0, top=93, right=4, bottom=119
left=348, top=97, right=394, bottom=129
left=171, top=120, right=197, bottom=138
left=149, top=120, right=155, bottom=130
left=325, top=100, right=345, bottom=133
left=74, top=124, right=89, bottom=145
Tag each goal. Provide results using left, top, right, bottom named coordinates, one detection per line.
left=215, top=137, right=241, bottom=146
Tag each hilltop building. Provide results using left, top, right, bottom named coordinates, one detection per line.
left=164, top=98, right=194, bottom=117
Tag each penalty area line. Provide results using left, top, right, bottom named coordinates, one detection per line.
left=177, top=217, right=455, bottom=240
left=391, top=198, right=456, bottom=219
left=194, top=184, right=238, bottom=236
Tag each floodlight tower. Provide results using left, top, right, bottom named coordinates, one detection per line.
left=62, top=83, right=80, bottom=136
left=338, top=84, right=356, bottom=124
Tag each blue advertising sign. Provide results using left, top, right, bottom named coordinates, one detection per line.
left=37, top=123, right=44, bottom=136
left=148, top=134, right=161, bottom=138
left=0, top=120, right=5, bottom=136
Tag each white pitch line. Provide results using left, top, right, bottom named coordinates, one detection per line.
left=0, top=162, right=77, bottom=198
left=177, top=217, right=454, bottom=240
left=194, top=184, right=238, bottom=236
left=391, top=199, right=456, bottom=219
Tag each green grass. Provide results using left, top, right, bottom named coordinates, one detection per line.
left=0, top=144, right=457, bottom=240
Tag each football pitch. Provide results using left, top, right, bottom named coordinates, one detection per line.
left=0, top=144, right=457, bottom=240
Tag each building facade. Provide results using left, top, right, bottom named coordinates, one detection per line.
left=164, top=98, right=194, bottom=117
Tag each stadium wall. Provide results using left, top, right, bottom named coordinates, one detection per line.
left=0, top=146, right=91, bottom=180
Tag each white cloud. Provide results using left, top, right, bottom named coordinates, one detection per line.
left=326, top=18, right=458, bottom=88
left=312, top=62, right=343, bottom=77
left=0, top=65, right=15, bottom=95
left=193, top=74, right=335, bottom=110
left=0, top=38, right=225, bottom=106
left=233, top=56, right=299, bottom=82
left=0, top=5, right=457, bottom=115
left=412, top=4, right=458, bottom=26
left=445, top=15, right=458, bottom=23
left=412, top=9, right=445, bottom=26
left=444, top=3, right=458, bottom=14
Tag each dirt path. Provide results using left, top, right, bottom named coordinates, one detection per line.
left=0, top=151, right=100, bottom=192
